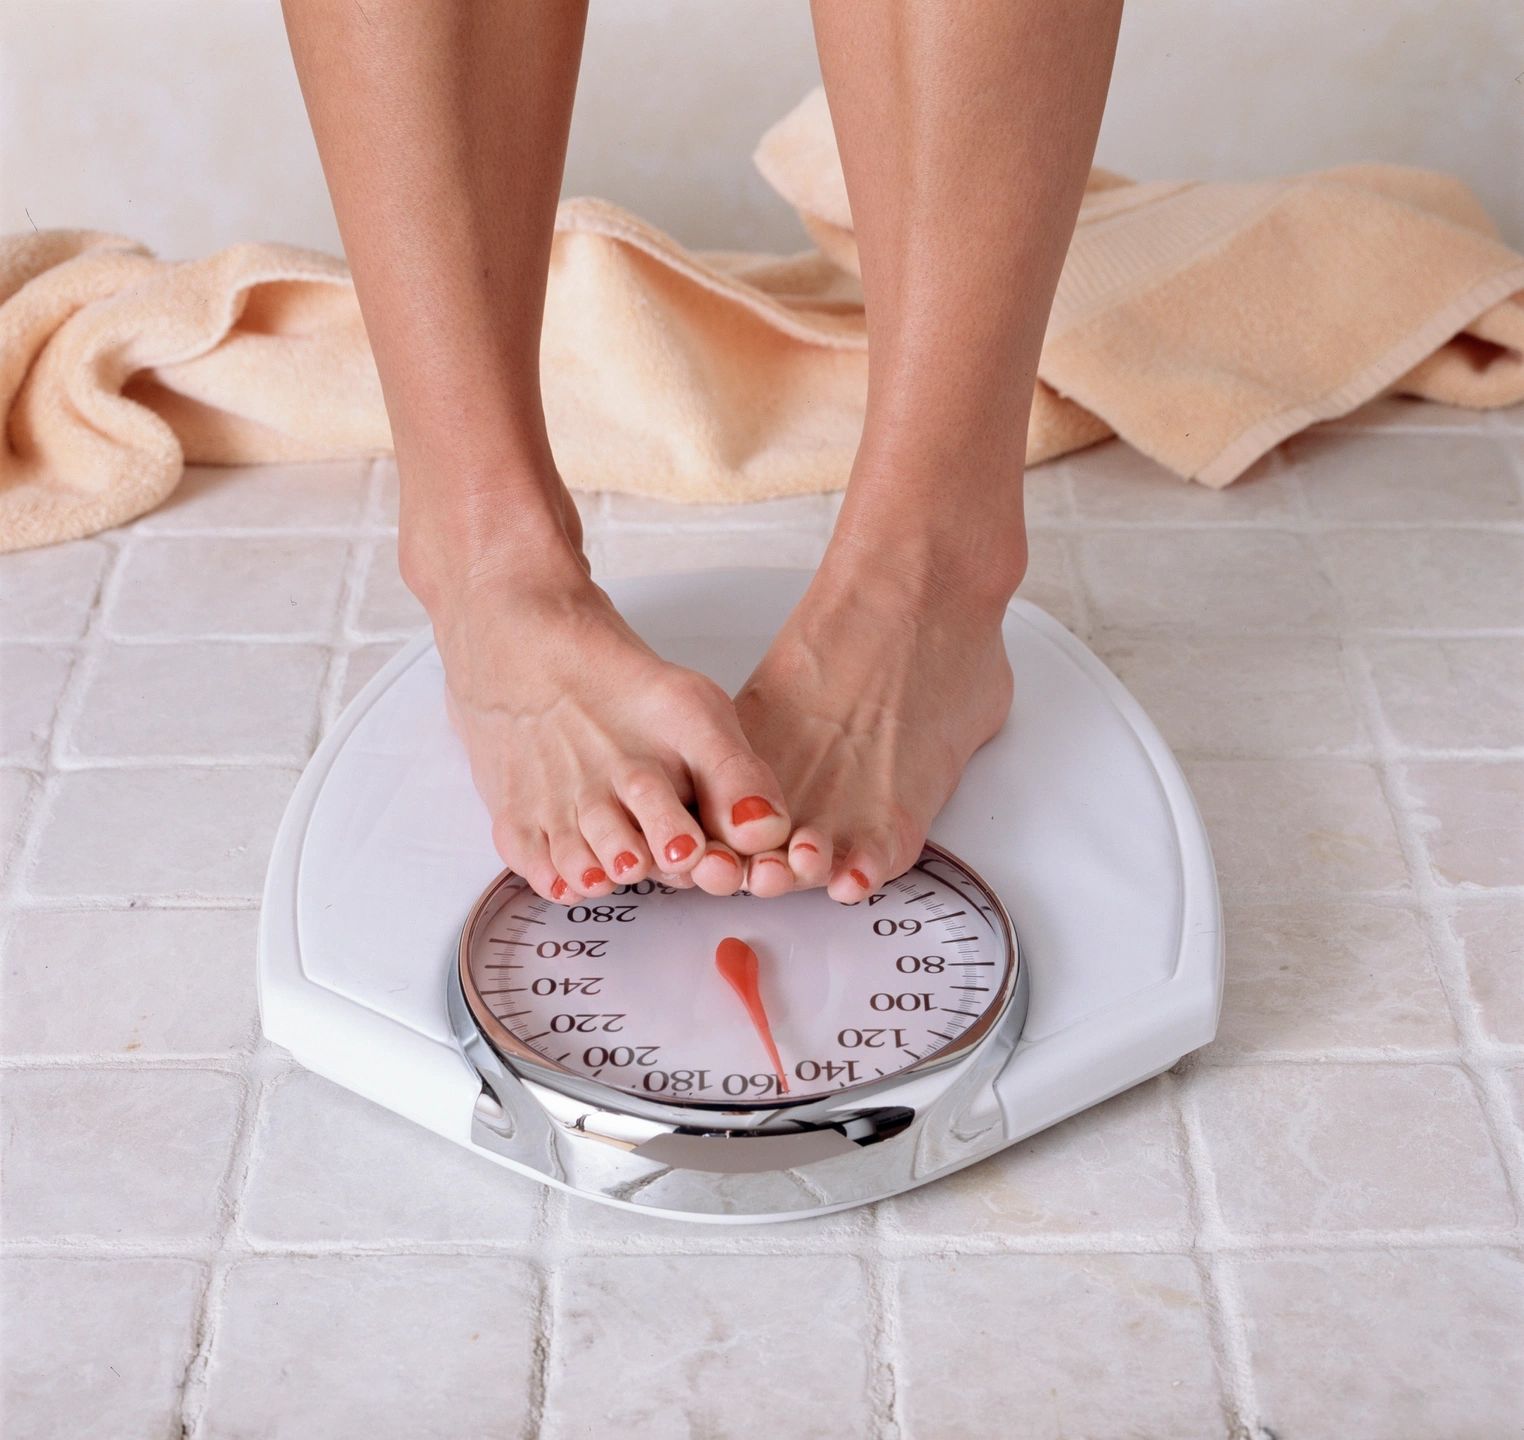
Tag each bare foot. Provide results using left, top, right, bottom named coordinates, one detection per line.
left=403, top=474, right=792, bottom=904
left=734, top=549, right=1014, bottom=902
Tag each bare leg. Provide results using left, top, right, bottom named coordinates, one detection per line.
left=737, top=0, right=1122, bottom=900
left=281, top=0, right=792, bottom=903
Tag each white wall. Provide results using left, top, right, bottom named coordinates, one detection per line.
left=2, top=0, right=1519, bottom=262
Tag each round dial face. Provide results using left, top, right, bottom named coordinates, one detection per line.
left=459, top=844, right=1018, bottom=1108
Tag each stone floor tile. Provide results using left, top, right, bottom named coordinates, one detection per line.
left=1366, top=637, right=1524, bottom=752
left=1507, top=1066, right=1524, bottom=1126
left=337, top=639, right=405, bottom=708
left=1189, top=1063, right=1513, bottom=1236
left=1186, top=759, right=1409, bottom=894
left=1, top=768, right=38, bottom=882
left=137, top=460, right=371, bottom=531
left=897, top=1254, right=1222, bottom=1438
left=545, top=1256, right=871, bottom=1440
left=1018, top=460, right=1073, bottom=525
left=556, top=1183, right=860, bottom=1246
left=1069, top=438, right=1296, bottom=523
left=351, top=541, right=426, bottom=635
left=593, top=527, right=829, bottom=580
left=598, top=488, right=843, bottom=534
left=1319, top=529, right=1524, bottom=630
left=1, top=1257, right=203, bottom=1440
left=1016, top=533, right=1085, bottom=634
left=242, top=1070, right=539, bottom=1243
left=1, top=1068, right=243, bottom=1240
left=886, top=1076, right=1189, bottom=1238
left=0, top=645, right=74, bottom=763
left=64, top=642, right=326, bottom=761
left=1097, top=633, right=1365, bottom=756
left=205, top=1256, right=537, bottom=1439
left=1449, top=897, right=1524, bottom=1046
left=1290, top=431, right=1522, bottom=523
left=1078, top=529, right=1336, bottom=631
left=1212, top=901, right=1456, bottom=1056
left=108, top=536, right=349, bottom=637
left=26, top=766, right=297, bottom=900
left=1404, top=761, right=1524, bottom=888
left=1, top=907, right=258, bottom=1057
left=1235, top=1248, right=1524, bottom=1440
left=0, top=538, right=110, bottom=640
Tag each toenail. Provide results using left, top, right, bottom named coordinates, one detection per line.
left=612, top=851, right=638, bottom=876
left=732, top=795, right=779, bottom=826
left=705, top=847, right=740, bottom=867
left=665, top=835, right=697, bottom=864
left=793, top=841, right=819, bottom=854
left=756, top=855, right=788, bottom=867
left=581, top=867, right=608, bottom=889
left=848, top=868, right=871, bottom=889
left=551, top=877, right=568, bottom=900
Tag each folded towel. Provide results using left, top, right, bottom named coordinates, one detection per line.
left=2, top=86, right=1522, bottom=553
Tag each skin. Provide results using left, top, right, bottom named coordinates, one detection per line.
left=280, top=0, right=1121, bottom=906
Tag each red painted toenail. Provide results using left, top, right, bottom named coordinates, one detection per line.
left=612, top=851, right=638, bottom=876
left=731, top=795, right=779, bottom=826
left=665, top=835, right=697, bottom=864
left=848, top=868, right=871, bottom=889
left=705, top=847, right=740, bottom=867
left=793, top=841, right=819, bottom=854
left=757, top=855, right=788, bottom=866
left=550, top=877, right=568, bottom=900
left=581, top=867, right=608, bottom=889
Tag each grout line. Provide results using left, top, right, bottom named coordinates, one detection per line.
left=1, top=537, right=130, bottom=914
left=1168, top=1068, right=1263, bottom=1434
left=8, top=1225, right=1520, bottom=1264
left=4, top=430, right=1523, bottom=1435
left=1315, top=554, right=1524, bottom=1231
left=520, top=1264, right=557, bottom=1440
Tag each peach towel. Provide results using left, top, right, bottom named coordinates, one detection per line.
left=2, top=87, right=1523, bottom=553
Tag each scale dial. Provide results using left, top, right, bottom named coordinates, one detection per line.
left=459, top=843, right=1019, bottom=1108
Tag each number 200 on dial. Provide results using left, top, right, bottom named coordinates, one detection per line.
left=460, top=845, right=1018, bottom=1106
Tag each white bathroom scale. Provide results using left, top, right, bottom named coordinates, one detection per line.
left=258, top=567, right=1222, bottom=1223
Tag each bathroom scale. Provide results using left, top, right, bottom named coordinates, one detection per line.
left=258, top=567, right=1222, bottom=1223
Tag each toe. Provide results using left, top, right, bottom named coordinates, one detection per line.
left=683, top=725, right=792, bottom=856
left=827, top=823, right=918, bottom=904
left=514, top=829, right=568, bottom=905
left=577, top=795, right=652, bottom=888
left=693, top=842, right=746, bottom=896
left=548, top=828, right=613, bottom=901
left=785, top=825, right=833, bottom=889
left=826, top=854, right=879, bottom=904
left=744, top=849, right=794, bottom=898
left=616, top=764, right=706, bottom=875
left=492, top=820, right=561, bottom=902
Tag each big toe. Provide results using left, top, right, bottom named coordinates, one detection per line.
left=682, top=709, right=792, bottom=854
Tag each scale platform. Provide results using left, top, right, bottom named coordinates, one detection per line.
left=258, top=567, right=1222, bottom=1222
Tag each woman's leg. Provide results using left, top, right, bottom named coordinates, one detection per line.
left=736, top=0, right=1122, bottom=900
left=280, top=0, right=792, bottom=903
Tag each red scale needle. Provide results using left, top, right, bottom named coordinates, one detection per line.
left=714, top=936, right=789, bottom=1095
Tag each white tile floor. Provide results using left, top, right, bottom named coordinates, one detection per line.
left=3, top=402, right=1523, bottom=1438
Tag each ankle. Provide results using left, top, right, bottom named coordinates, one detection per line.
left=397, top=468, right=587, bottom=615
left=816, top=522, right=1026, bottom=631
left=828, top=482, right=1029, bottom=622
